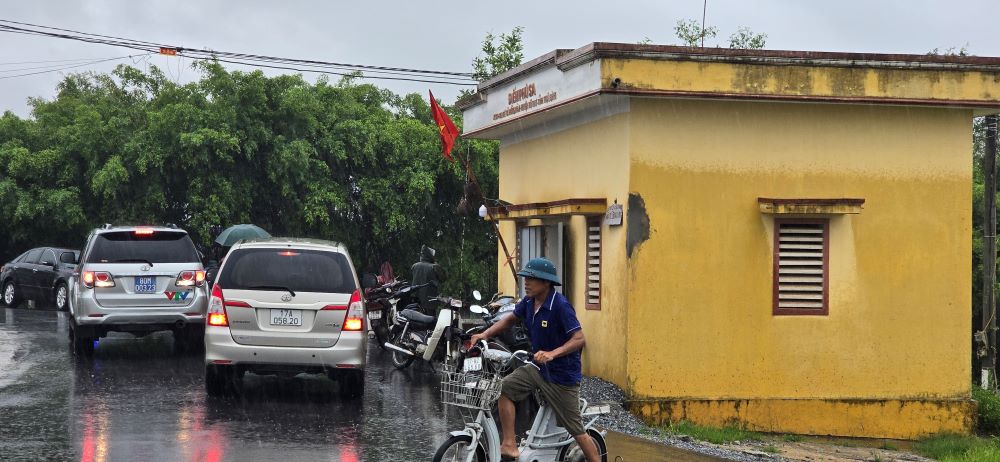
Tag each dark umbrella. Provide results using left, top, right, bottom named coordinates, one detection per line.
left=215, top=224, right=271, bottom=247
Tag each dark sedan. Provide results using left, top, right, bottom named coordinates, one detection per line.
left=1, top=247, right=80, bottom=311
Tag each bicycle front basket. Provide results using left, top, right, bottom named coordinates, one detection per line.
left=440, top=368, right=503, bottom=411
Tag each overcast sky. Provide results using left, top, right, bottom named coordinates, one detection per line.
left=1, top=0, right=998, bottom=117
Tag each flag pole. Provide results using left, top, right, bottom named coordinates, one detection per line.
left=454, top=147, right=519, bottom=284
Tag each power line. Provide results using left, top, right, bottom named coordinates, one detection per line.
left=203, top=56, right=477, bottom=85
left=0, top=18, right=478, bottom=85
left=0, top=56, right=114, bottom=66
left=0, top=57, right=128, bottom=73
left=0, top=54, right=148, bottom=80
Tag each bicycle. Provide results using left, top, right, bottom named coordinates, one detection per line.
left=433, top=344, right=610, bottom=462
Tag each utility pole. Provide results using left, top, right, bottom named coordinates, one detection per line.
left=700, top=0, right=708, bottom=48
left=983, top=114, right=998, bottom=388
left=454, top=150, right=519, bottom=283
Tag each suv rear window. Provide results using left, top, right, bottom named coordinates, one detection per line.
left=87, top=231, right=199, bottom=264
left=218, top=248, right=356, bottom=294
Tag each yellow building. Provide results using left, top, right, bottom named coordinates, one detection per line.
left=458, top=43, right=1000, bottom=439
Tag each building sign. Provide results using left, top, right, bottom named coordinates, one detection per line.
left=605, top=203, right=623, bottom=226
left=461, top=60, right=602, bottom=134
left=493, top=82, right=558, bottom=121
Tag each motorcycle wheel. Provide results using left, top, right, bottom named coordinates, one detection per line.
left=388, top=330, right=415, bottom=370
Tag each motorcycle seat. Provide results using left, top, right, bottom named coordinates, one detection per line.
left=400, top=309, right=436, bottom=325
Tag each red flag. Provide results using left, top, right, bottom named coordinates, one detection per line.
left=429, top=90, right=459, bottom=161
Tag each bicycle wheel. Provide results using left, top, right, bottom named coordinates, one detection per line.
left=432, top=435, right=487, bottom=462
left=557, top=428, right=607, bottom=462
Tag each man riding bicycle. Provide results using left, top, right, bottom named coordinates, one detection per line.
left=470, top=258, right=601, bottom=462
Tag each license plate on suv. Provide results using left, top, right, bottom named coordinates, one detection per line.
left=270, top=309, right=302, bottom=326
left=134, top=276, right=157, bottom=294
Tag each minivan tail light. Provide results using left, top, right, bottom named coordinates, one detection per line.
left=207, top=285, right=229, bottom=327
left=343, top=289, right=365, bottom=331
left=176, top=270, right=206, bottom=287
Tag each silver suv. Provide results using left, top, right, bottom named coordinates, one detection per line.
left=204, top=238, right=366, bottom=398
left=68, top=225, right=209, bottom=355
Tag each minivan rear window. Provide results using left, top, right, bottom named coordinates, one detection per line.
left=218, top=248, right=356, bottom=294
left=87, top=231, right=199, bottom=264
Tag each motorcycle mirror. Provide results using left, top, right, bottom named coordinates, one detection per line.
left=469, top=305, right=487, bottom=314
left=473, top=290, right=482, bottom=301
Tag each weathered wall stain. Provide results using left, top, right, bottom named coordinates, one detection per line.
left=627, top=193, right=650, bottom=258
left=829, top=68, right=868, bottom=96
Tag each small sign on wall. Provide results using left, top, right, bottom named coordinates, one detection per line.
left=605, top=203, right=623, bottom=226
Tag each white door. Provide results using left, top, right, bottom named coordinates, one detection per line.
left=518, top=223, right=564, bottom=296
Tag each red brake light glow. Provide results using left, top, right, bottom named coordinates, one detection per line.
left=207, top=313, right=228, bottom=326
left=134, top=228, right=154, bottom=235
left=344, top=318, right=363, bottom=331
left=278, top=251, right=299, bottom=256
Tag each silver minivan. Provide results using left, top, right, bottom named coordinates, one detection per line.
left=68, top=225, right=209, bottom=356
left=204, top=238, right=366, bottom=398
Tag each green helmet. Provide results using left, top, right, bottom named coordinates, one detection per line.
left=517, top=258, right=561, bottom=286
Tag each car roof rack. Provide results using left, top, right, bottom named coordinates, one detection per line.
left=165, top=223, right=178, bottom=229
left=101, top=223, right=114, bottom=229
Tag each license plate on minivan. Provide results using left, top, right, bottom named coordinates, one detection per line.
left=270, top=309, right=303, bottom=326
left=134, top=276, right=156, bottom=293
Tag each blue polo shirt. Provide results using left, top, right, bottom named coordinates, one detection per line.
left=514, top=290, right=583, bottom=386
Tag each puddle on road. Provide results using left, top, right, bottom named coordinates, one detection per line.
left=604, top=431, right=727, bottom=462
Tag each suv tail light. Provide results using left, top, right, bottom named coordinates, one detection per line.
left=176, top=270, right=206, bottom=287
left=343, top=289, right=364, bottom=331
left=82, top=270, right=115, bottom=289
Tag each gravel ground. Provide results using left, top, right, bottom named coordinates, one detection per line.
left=580, top=376, right=777, bottom=462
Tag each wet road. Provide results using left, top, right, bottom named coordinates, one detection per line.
left=0, top=308, right=723, bottom=461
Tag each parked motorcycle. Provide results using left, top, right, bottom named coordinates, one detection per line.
left=365, top=280, right=427, bottom=351
left=384, top=291, right=483, bottom=370
left=466, top=292, right=532, bottom=354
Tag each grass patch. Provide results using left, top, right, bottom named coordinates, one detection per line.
left=916, top=434, right=1000, bottom=462
left=762, top=444, right=780, bottom=453
left=782, top=434, right=804, bottom=443
left=662, top=421, right=762, bottom=445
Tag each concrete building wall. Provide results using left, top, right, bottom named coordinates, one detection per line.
left=625, top=98, right=974, bottom=437
left=496, top=112, right=632, bottom=388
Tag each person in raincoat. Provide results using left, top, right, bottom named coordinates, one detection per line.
left=410, top=245, right=446, bottom=315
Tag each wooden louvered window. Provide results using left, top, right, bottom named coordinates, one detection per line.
left=773, top=219, right=829, bottom=315
left=586, top=217, right=602, bottom=309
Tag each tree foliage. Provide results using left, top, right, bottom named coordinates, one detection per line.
left=0, top=63, right=500, bottom=295
left=670, top=19, right=765, bottom=49
left=728, top=26, right=767, bottom=50
left=471, top=26, right=525, bottom=81
left=674, top=19, right=717, bottom=47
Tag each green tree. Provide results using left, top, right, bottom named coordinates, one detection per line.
left=728, top=26, right=767, bottom=49
left=674, top=19, right=717, bottom=47
left=471, top=26, right=525, bottom=81
left=0, top=62, right=500, bottom=297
